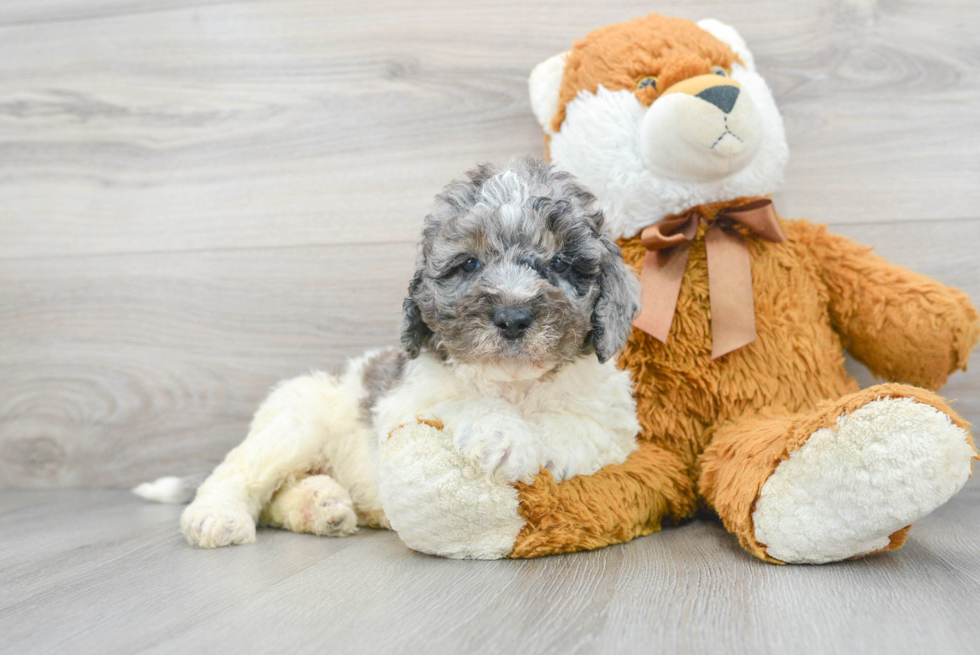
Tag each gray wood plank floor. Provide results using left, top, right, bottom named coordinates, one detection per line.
left=1, top=481, right=979, bottom=655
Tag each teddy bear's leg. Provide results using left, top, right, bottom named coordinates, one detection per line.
left=699, top=384, right=977, bottom=564
left=509, top=440, right=697, bottom=558
left=260, top=474, right=360, bottom=537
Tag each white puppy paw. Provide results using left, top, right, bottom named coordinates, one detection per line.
left=753, top=397, right=976, bottom=564
left=542, top=455, right=581, bottom=483
left=181, top=497, right=256, bottom=548
left=312, top=498, right=359, bottom=536
left=264, top=475, right=358, bottom=537
left=449, top=412, right=542, bottom=484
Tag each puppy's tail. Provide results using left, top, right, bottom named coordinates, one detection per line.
left=132, top=475, right=204, bottom=504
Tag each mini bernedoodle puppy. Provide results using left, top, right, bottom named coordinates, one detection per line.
left=136, top=157, right=642, bottom=550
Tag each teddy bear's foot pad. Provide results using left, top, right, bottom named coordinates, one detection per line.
left=752, top=397, right=974, bottom=564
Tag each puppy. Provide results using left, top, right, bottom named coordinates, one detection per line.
left=142, top=158, right=641, bottom=549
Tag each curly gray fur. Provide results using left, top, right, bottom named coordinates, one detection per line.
left=401, top=157, right=640, bottom=366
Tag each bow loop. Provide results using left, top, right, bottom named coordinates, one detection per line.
left=633, top=199, right=785, bottom=359
left=640, top=213, right=700, bottom=251
left=718, top=198, right=787, bottom=244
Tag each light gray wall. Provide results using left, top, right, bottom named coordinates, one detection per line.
left=2, top=0, right=978, bottom=487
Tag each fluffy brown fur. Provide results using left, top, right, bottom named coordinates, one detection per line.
left=508, top=198, right=979, bottom=560
left=552, top=14, right=740, bottom=131
left=510, top=441, right=696, bottom=558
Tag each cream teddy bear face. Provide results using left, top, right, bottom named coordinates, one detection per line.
left=528, top=16, right=790, bottom=240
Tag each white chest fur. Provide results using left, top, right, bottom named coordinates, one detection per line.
left=373, top=352, right=639, bottom=484
left=373, top=352, right=640, bottom=559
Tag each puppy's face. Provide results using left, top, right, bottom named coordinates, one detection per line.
left=402, top=159, right=639, bottom=379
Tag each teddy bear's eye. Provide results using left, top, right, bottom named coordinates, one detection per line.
left=711, top=66, right=729, bottom=77
left=636, top=76, right=658, bottom=91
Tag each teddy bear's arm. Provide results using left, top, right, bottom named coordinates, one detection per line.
left=508, top=440, right=696, bottom=558
left=797, top=220, right=979, bottom=390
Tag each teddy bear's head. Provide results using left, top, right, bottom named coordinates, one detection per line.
left=528, top=14, right=789, bottom=239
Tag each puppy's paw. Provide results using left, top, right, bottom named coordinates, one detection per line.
left=312, top=498, right=359, bottom=536
left=267, top=475, right=359, bottom=537
left=543, top=455, right=579, bottom=483
left=181, top=498, right=256, bottom=548
left=482, top=438, right=543, bottom=485
left=450, top=413, right=541, bottom=484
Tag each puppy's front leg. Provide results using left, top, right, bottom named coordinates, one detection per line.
left=529, top=412, right=639, bottom=482
left=425, top=399, right=542, bottom=484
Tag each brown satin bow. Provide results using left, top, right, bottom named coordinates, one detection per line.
left=633, top=199, right=787, bottom=359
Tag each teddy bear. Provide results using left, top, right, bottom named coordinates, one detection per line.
left=379, top=13, right=979, bottom=563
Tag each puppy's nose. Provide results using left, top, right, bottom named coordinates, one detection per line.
left=493, top=307, right=534, bottom=340
left=696, top=85, right=739, bottom=114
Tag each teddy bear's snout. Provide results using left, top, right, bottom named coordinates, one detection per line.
left=639, top=74, right=763, bottom=182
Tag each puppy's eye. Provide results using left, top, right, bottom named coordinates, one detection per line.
left=548, top=257, right=570, bottom=273
left=711, top=66, right=729, bottom=77
left=636, top=76, right=658, bottom=91
left=460, top=258, right=481, bottom=273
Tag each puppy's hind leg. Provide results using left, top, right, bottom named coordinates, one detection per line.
left=181, top=371, right=366, bottom=548
left=261, top=474, right=359, bottom=537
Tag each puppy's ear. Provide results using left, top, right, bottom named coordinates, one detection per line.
left=591, top=231, right=640, bottom=363
left=402, top=163, right=497, bottom=358
left=400, top=269, right=432, bottom=359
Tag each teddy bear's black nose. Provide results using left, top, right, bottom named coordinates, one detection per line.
left=696, top=85, right=740, bottom=114
left=493, top=307, right=534, bottom=340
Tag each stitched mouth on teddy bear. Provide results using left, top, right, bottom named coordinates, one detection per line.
left=710, top=116, right=744, bottom=149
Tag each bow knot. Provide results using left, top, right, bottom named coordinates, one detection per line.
left=633, top=198, right=787, bottom=359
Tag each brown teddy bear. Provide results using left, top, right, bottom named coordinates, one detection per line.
left=513, top=13, right=980, bottom=563
left=381, top=14, right=979, bottom=564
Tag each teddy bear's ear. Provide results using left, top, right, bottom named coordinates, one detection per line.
left=697, top=19, right=755, bottom=71
left=528, top=51, right=569, bottom=134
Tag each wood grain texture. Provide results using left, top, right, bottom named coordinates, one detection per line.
left=0, top=243, right=416, bottom=486
left=1, top=0, right=980, bottom=487
left=1, top=484, right=979, bottom=655
left=0, top=0, right=978, bottom=259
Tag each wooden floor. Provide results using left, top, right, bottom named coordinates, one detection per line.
left=2, top=481, right=979, bottom=655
